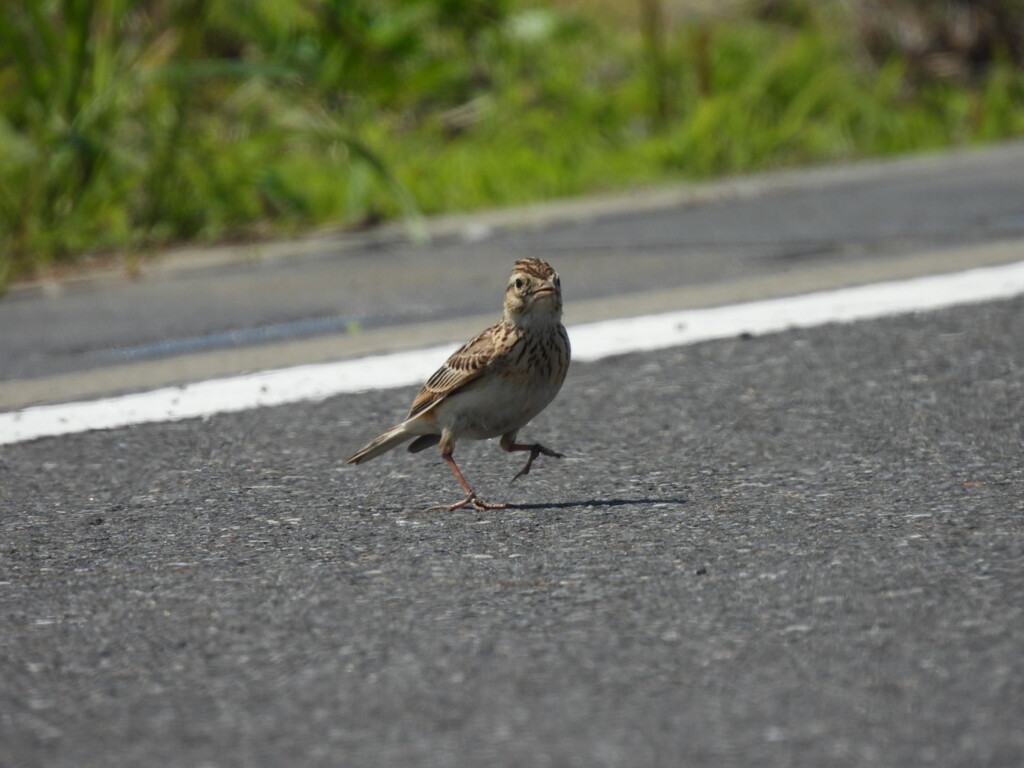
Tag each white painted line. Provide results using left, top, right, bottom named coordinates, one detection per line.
left=569, top=257, right=1024, bottom=361
left=3, top=259, right=1024, bottom=445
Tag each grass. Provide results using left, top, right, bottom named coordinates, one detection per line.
left=1, top=0, right=1023, bottom=291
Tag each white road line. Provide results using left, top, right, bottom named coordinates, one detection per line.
left=3, top=259, right=1024, bottom=446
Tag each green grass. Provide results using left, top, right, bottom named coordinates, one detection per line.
left=2, top=0, right=1023, bottom=291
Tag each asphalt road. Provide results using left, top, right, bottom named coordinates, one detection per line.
left=2, top=294, right=1023, bottom=767
left=2, top=142, right=1024, bottom=408
left=2, top=145, right=1024, bottom=767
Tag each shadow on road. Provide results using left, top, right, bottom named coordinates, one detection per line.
left=508, top=497, right=688, bottom=511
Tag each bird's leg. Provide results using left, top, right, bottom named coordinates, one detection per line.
left=501, top=435, right=564, bottom=482
left=425, top=452, right=507, bottom=512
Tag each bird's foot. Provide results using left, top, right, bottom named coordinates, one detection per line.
left=511, top=444, right=564, bottom=483
left=425, top=495, right=507, bottom=512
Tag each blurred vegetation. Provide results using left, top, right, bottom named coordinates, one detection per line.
left=1, top=0, right=1023, bottom=289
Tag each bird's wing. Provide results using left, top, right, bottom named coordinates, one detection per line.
left=406, top=322, right=513, bottom=419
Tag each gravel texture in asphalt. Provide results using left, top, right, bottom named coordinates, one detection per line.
left=2, top=297, right=1023, bottom=767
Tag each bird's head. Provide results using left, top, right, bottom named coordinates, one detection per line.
left=503, top=258, right=562, bottom=324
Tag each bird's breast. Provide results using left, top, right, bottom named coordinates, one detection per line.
left=433, top=325, right=569, bottom=440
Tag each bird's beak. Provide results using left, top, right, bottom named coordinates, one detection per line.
left=532, top=280, right=558, bottom=299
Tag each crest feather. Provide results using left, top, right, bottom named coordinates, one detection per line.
left=512, top=258, right=556, bottom=280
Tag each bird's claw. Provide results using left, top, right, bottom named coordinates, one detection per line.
left=425, top=495, right=507, bottom=512
left=510, top=445, right=564, bottom=483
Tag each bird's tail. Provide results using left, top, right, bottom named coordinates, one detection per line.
left=346, top=422, right=415, bottom=465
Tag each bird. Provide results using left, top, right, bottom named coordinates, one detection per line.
left=346, top=257, right=571, bottom=511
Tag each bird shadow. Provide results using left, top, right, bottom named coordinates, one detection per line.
left=506, top=496, right=688, bottom=511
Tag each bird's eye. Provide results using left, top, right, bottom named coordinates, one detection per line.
left=514, top=278, right=524, bottom=289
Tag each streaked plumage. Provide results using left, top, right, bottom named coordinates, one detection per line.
left=346, top=258, right=570, bottom=511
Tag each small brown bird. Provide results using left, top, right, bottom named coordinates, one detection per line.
left=346, top=258, right=571, bottom=511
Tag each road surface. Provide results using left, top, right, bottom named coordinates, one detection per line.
left=1, top=144, right=1023, bottom=767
